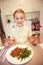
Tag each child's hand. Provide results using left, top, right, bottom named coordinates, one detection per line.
left=28, top=36, right=38, bottom=45
left=4, top=38, right=15, bottom=46
left=32, top=39, right=38, bottom=45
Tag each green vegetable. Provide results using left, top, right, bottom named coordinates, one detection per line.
left=18, top=47, right=31, bottom=61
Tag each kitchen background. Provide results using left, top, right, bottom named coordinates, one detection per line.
left=0, top=0, right=43, bottom=43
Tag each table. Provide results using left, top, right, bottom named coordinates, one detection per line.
left=0, top=43, right=43, bottom=65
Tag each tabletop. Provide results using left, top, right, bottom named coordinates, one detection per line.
left=0, top=43, right=43, bottom=65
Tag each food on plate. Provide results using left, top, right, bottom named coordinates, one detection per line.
left=10, top=47, right=22, bottom=57
left=10, top=47, right=31, bottom=61
left=18, top=47, right=31, bottom=61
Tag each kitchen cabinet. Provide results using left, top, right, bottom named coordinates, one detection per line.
left=25, top=11, right=40, bottom=21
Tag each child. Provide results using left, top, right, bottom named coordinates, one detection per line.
left=5, top=9, right=38, bottom=46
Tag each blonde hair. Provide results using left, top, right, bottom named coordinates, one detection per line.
left=13, top=9, right=25, bottom=18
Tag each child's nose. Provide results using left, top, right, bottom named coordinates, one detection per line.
left=18, top=19, right=21, bottom=22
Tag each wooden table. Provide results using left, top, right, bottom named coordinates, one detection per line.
left=0, top=43, right=43, bottom=65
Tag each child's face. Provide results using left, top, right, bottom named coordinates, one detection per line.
left=14, top=12, right=25, bottom=25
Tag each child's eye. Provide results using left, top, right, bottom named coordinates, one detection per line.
left=21, top=17, right=24, bottom=19
left=16, top=17, right=24, bottom=20
left=16, top=18, right=19, bottom=20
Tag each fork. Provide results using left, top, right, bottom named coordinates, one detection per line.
left=0, top=46, right=10, bottom=62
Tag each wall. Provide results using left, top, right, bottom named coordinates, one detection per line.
left=40, top=0, right=43, bottom=42
left=1, top=0, right=41, bottom=15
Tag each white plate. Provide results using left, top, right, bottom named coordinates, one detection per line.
left=6, top=44, right=33, bottom=65
left=0, top=46, right=4, bottom=50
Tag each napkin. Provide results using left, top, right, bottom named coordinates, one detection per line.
left=39, top=43, right=43, bottom=50
left=0, top=46, right=4, bottom=50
